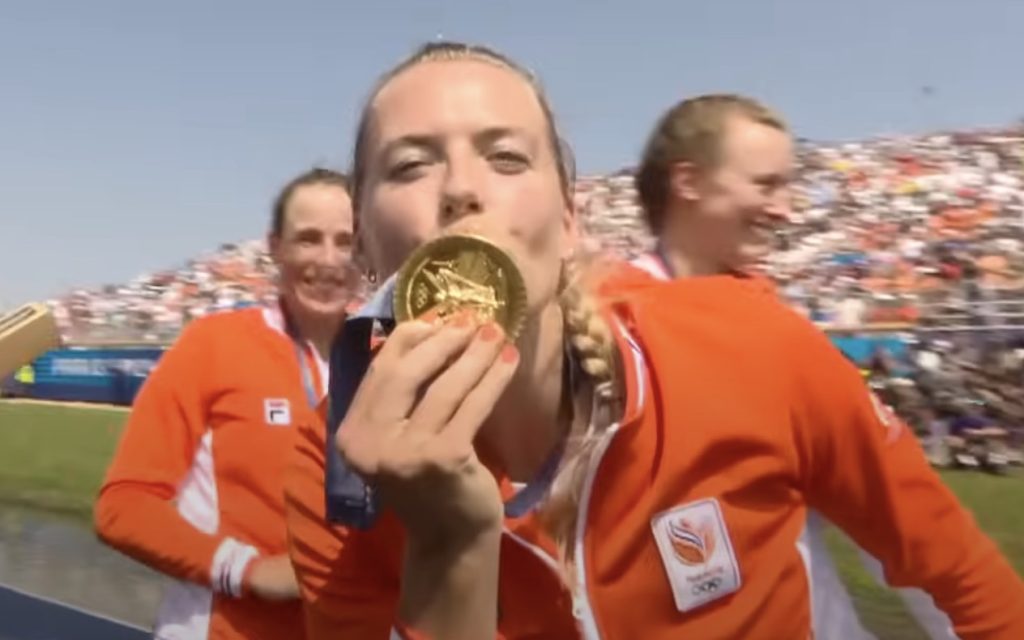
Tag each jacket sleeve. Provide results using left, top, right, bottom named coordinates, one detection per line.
left=791, top=325, right=1024, bottom=639
left=94, top=318, right=258, bottom=596
left=284, top=408, right=400, bottom=639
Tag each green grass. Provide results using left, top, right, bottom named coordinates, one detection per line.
left=0, top=400, right=1021, bottom=638
left=0, top=401, right=126, bottom=522
left=826, top=469, right=1024, bottom=639
left=943, top=470, right=1024, bottom=573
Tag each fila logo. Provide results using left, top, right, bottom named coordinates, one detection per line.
left=264, top=398, right=291, bottom=426
left=651, top=498, right=741, bottom=613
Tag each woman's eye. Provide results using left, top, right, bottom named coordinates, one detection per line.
left=489, top=151, right=529, bottom=172
left=388, top=159, right=428, bottom=180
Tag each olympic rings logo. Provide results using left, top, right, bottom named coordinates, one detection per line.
left=691, top=577, right=723, bottom=596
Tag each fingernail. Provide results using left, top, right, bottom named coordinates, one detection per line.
left=500, top=344, right=519, bottom=363
left=478, top=323, right=501, bottom=342
left=452, top=310, right=472, bottom=328
left=419, top=308, right=439, bottom=323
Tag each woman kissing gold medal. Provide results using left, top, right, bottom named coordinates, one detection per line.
left=393, top=233, right=528, bottom=341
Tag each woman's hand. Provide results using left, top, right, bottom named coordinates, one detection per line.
left=336, top=311, right=519, bottom=547
left=245, top=553, right=299, bottom=601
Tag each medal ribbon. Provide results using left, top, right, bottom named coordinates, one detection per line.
left=279, top=301, right=323, bottom=410
left=325, top=276, right=396, bottom=528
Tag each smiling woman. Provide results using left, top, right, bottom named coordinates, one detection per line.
left=92, top=167, right=357, bottom=640
left=269, top=168, right=360, bottom=359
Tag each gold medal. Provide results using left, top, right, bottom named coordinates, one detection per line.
left=393, top=234, right=528, bottom=340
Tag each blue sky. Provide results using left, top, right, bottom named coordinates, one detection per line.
left=2, top=0, right=1022, bottom=307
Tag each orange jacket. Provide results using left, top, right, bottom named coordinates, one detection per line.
left=285, top=273, right=1024, bottom=639
left=96, top=306, right=324, bottom=640
left=626, top=251, right=957, bottom=638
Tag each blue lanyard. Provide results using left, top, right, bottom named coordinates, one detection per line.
left=654, top=241, right=675, bottom=279
left=503, top=343, right=578, bottom=519
left=502, top=433, right=566, bottom=519
left=653, top=243, right=748, bottom=280
left=280, top=302, right=321, bottom=410
left=325, top=280, right=396, bottom=529
left=292, top=342, right=320, bottom=409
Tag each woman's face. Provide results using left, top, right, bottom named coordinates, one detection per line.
left=357, top=59, right=576, bottom=316
left=270, top=183, right=357, bottom=322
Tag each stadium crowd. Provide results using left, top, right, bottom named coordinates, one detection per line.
left=50, top=124, right=1024, bottom=342
left=42, top=124, right=1024, bottom=466
left=49, top=240, right=278, bottom=344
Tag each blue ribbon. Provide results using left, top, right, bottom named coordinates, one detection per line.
left=293, top=344, right=320, bottom=410
left=654, top=240, right=675, bottom=279
left=324, top=277, right=396, bottom=529
left=279, top=301, right=324, bottom=410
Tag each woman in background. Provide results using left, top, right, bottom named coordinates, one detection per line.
left=630, top=93, right=961, bottom=640
left=95, top=168, right=356, bottom=640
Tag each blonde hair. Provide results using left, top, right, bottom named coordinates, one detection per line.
left=542, top=255, right=622, bottom=582
left=349, top=41, right=621, bottom=574
left=636, top=94, right=788, bottom=234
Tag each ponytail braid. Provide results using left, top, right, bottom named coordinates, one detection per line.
left=539, top=255, right=624, bottom=585
left=559, top=257, right=617, bottom=384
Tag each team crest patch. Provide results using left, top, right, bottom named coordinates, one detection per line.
left=264, top=398, right=291, bottom=426
left=651, top=498, right=741, bottom=613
